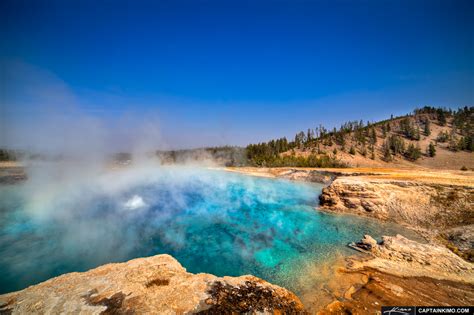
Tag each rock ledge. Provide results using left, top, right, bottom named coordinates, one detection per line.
left=349, top=234, right=474, bottom=283
left=0, top=254, right=305, bottom=314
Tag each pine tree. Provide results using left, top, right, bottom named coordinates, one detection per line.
left=414, top=126, right=421, bottom=140
left=387, top=135, right=406, bottom=155
left=405, top=143, right=421, bottom=161
left=349, top=146, right=356, bottom=155
left=424, top=119, right=431, bottom=136
left=360, top=144, right=367, bottom=157
left=427, top=142, right=436, bottom=157
left=437, top=109, right=447, bottom=126
left=382, top=141, right=392, bottom=161
left=370, top=144, right=376, bottom=160
left=370, top=127, right=377, bottom=144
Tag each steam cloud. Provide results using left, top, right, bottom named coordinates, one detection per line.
left=0, top=60, right=238, bottom=292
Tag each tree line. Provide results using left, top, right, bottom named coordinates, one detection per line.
left=246, top=106, right=473, bottom=166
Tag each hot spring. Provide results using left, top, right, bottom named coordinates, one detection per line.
left=0, top=166, right=416, bottom=297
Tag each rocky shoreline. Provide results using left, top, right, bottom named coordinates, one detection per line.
left=226, top=166, right=474, bottom=312
left=318, top=175, right=473, bottom=261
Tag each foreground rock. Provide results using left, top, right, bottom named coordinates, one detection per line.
left=320, top=269, right=474, bottom=315
left=348, top=234, right=474, bottom=283
left=0, top=254, right=305, bottom=314
left=319, top=235, right=474, bottom=314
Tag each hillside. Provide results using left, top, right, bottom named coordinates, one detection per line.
left=246, top=106, right=474, bottom=170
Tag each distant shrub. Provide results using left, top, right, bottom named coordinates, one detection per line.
left=427, top=142, right=436, bottom=157
left=382, top=141, right=392, bottom=161
left=387, top=135, right=406, bottom=155
left=399, top=117, right=420, bottom=140
left=369, top=144, right=376, bottom=160
left=436, top=131, right=450, bottom=143
left=349, top=146, right=356, bottom=155
left=0, top=149, right=17, bottom=161
left=424, top=119, right=431, bottom=136
left=460, top=166, right=468, bottom=171
left=405, top=143, right=421, bottom=161
left=437, top=108, right=447, bottom=126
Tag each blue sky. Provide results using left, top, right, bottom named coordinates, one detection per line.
left=1, top=0, right=473, bottom=150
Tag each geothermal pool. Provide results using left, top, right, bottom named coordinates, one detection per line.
left=0, top=167, right=414, bottom=295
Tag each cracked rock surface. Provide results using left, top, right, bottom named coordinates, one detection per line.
left=0, top=254, right=305, bottom=315
left=349, top=234, right=474, bottom=283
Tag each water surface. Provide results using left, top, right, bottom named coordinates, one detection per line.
left=0, top=167, right=417, bottom=295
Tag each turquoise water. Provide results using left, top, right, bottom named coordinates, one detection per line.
left=0, top=167, right=415, bottom=295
